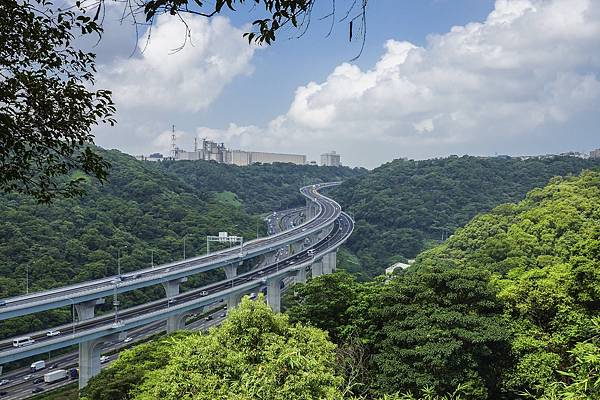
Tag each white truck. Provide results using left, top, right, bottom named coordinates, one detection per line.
left=44, top=369, right=67, bottom=384
left=30, top=360, right=45, bottom=372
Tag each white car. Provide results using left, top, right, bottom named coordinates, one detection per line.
left=0, top=379, right=10, bottom=386
left=46, top=329, right=60, bottom=337
left=100, top=355, right=110, bottom=363
left=23, top=375, right=32, bottom=381
left=123, top=337, right=133, bottom=343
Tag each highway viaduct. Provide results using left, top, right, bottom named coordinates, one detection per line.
left=0, top=183, right=353, bottom=389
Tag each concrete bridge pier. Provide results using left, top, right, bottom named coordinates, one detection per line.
left=223, top=264, right=238, bottom=279
left=295, top=266, right=307, bottom=284
left=322, top=251, right=337, bottom=274
left=79, top=332, right=124, bottom=389
left=266, top=277, right=283, bottom=313
left=162, top=277, right=188, bottom=333
left=227, top=292, right=242, bottom=310
left=311, top=258, right=323, bottom=278
left=306, top=199, right=318, bottom=219
left=166, top=313, right=188, bottom=333
left=74, top=298, right=105, bottom=321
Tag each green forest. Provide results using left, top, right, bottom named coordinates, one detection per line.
left=159, top=159, right=365, bottom=214
left=80, top=170, right=600, bottom=399
left=0, top=150, right=362, bottom=343
left=331, top=155, right=600, bottom=277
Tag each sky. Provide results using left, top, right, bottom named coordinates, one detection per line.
left=87, top=0, right=600, bottom=168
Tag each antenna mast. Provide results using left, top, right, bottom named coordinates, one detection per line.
left=170, top=125, right=176, bottom=159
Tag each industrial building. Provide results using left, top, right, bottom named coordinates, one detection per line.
left=137, top=127, right=308, bottom=166
left=320, top=151, right=341, bottom=167
left=590, top=148, right=600, bottom=159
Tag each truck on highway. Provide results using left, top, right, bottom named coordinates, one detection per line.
left=44, top=369, right=67, bottom=384
left=30, top=360, right=46, bottom=372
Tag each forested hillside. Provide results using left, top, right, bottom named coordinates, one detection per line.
left=0, top=150, right=261, bottom=340
left=331, top=155, right=600, bottom=277
left=0, top=150, right=362, bottom=342
left=160, top=160, right=366, bottom=214
left=282, top=170, right=600, bottom=399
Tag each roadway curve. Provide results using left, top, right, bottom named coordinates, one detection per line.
left=0, top=196, right=353, bottom=364
left=0, top=183, right=341, bottom=321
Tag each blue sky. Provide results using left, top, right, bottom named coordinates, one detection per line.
left=90, top=0, right=600, bottom=167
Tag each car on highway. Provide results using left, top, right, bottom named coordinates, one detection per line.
left=200, top=291, right=208, bottom=296
left=0, top=380, right=10, bottom=386
left=0, top=300, right=5, bottom=307
left=0, top=390, right=7, bottom=397
left=32, top=387, right=44, bottom=394
left=123, top=337, right=133, bottom=343
left=23, top=374, right=32, bottom=381
left=33, top=377, right=44, bottom=384
left=49, top=362, right=59, bottom=369
left=46, top=329, right=60, bottom=337
left=100, top=355, right=110, bottom=363
left=220, top=312, right=226, bottom=318
left=205, top=315, right=213, bottom=321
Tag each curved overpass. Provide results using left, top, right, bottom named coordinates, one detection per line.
left=0, top=211, right=353, bottom=364
left=0, top=183, right=342, bottom=320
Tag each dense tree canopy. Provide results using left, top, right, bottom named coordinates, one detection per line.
left=331, top=155, right=600, bottom=277
left=0, top=150, right=262, bottom=341
left=160, top=160, right=365, bottom=214
left=0, top=0, right=115, bottom=202
left=416, top=171, right=600, bottom=398
left=83, top=296, right=345, bottom=400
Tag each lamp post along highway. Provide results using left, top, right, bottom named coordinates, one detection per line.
left=117, top=246, right=127, bottom=277
left=183, top=236, right=188, bottom=260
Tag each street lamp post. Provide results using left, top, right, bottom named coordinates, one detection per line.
left=68, top=298, right=76, bottom=338
left=117, top=245, right=128, bottom=277
left=113, top=282, right=120, bottom=324
left=183, top=236, right=187, bottom=260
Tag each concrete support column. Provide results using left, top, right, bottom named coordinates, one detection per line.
left=74, top=298, right=105, bottom=321
left=162, top=277, right=188, bottom=298
left=224, top=264, right=238, bottom=279
left=330, top=251, right=337, bottom=272
left=267, top=277, right=282, bottom=313
left=162, top=278, right=187, bottom=333
left=311, top=258, right=324, bottom=278
left=322, top=253, right=332, bottom=275
left=295, top=266, right=307, bottom=284
left=227, top=292, right=242, bottom=310
left=79, top=332, right=123, bottom=389
left=166, top=313, right=187, bottom=333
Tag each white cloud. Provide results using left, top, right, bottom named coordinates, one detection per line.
left=98, top=14, right=255, bottom=113
left=196, top=0, right=600, bottom=167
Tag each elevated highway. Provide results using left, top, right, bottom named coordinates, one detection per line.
left=0, top=183, right=340, bottom=321
left=0, top=183, right=353, bottom=389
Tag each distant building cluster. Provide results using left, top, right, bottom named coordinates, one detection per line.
left=136, top=132, right=341, bottom=167
left=320, top=151, right=341, bottom=167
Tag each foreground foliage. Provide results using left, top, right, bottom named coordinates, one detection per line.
left=82, top=296, right=344, bottom=400
left=287, top=171, right=600, bottom=399
left=0, top=0, right=114, bottom=202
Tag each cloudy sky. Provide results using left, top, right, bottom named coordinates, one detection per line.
left=88, top=0, right=600, bottom=168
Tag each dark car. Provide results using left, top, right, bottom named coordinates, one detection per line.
left=33, top=377, right=44, bottom=384
left=32, top=387, right=44, bottom=393
left=0, top=391, right=8, bottom=397
left=49, top=363, right=59, bottom=369
left=205, top=315, right=213, bottom=321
